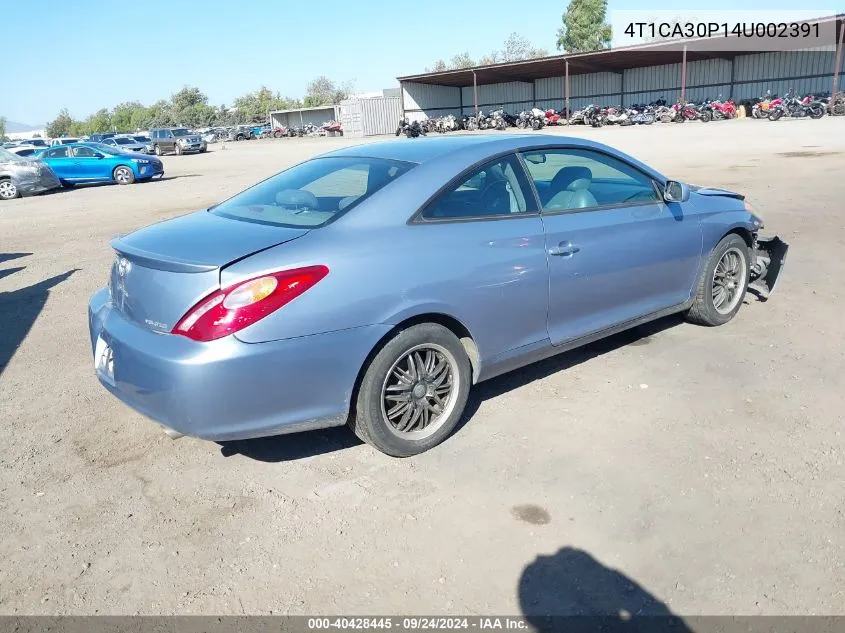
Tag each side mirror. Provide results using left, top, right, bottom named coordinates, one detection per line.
left=95, top=153, right=105, bottom=159
left=663, top=180, right=690, bottom=203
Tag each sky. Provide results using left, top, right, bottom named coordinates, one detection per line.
left=2, top=0, right=837, bottom=126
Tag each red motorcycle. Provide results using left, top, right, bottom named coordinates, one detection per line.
left=544, top=109, right=563, bottom=125
left=671, top=100, right=700, bottom=122
left=711, top=95, right=737, bottom=120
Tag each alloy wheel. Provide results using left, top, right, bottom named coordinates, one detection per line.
left=0, top=180, right=18, bottom=199
left=712, top=247, right=747, bottom=315
left=380, top=343, right=459, bottom=440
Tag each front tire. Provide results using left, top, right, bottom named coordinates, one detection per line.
left=174, top=143, right=183, bottom=155
left=0, top=178, right=19, bottom=200
left=350, top=323, right=471, bottom=457
left=154, top=144, right=162, bottom=156
left=686, top=234, right=749, bottom=326
left=113, top=166, right=136, bottom=185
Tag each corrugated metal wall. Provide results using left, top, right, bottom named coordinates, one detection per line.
left=340, top=97, right=402, bottom=137
left=402, top=48, right=842, bottom=118
left=402, top=81, right=461, bottom=120
left=460, top=81, right=533, bottom=114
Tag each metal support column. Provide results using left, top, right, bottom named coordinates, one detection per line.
left=729, top=56, right=736, bottom=100
left=833, top=23, right=845, bottom=96
left=473, top=71, right=479, bottom=117
left=620, top=70, right=625, bottom=107
left=565, top=59, right=570, bottom=117
left=398, top=81, right=406, bottom=120
left=680, top=45, right=688, bottom=104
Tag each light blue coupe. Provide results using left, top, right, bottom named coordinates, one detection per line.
left=88, top=135, right=787, bottom=456
left=35, top=142, right=164, bottom=187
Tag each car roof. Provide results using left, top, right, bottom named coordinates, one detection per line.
left=320, top=134, right=641, bottom=165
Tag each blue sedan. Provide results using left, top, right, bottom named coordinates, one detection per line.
left=35, top=142, right=164, bottom=187
left=88, top=135, right=787, bottom=456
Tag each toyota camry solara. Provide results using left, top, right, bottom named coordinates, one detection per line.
left=88, top=135, right=788, bottom=456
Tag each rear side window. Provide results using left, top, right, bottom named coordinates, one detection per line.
left=46, top=147, right=70, bottom=158
left=210, top=156, right=413, bottom=228
left=422, top=155, right=537, bottom=220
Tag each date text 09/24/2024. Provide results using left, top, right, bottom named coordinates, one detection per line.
left=623, top=21, right=821, bottom=40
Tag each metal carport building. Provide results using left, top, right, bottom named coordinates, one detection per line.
left=397, top=14, right=845, bottom=120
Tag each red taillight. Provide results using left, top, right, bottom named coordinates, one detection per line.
left=172, top=265, right=329, bottom=342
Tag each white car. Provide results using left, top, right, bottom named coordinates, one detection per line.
left=7, top=145, right=41, bottom=157
left=49, top=137, right=80, bottom=147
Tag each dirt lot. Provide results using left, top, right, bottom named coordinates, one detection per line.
left=1, top=119, right=844, bottom=617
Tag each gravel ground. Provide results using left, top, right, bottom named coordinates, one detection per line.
left=1, top=118, right=843, bottom=616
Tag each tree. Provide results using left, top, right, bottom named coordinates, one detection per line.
left=46, top=109, right=74, bottom=138
left=556, top=0, right=612, bottom=53
left=425, top=59, right=449, bottom=73
left=0, top=116, right=6, bottom=142
left=450, top=52, right=475, bottom=69
left=170, top=86, right=208, bottom=111
left=110, top=101, right=143, bottom=132
left=501, top=32, right=549, bottom=62
left=303, top=76, right=354, bottom=107
left=87, top=108, right=112, bottom=133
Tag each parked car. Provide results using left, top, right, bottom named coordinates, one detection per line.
left=149, top=128, right=206, bottom=155
left=50, top=137, right=80, bottom=146
left=132, top=135, right=154, bottom=153
left=7, top=146, right=40, bottom=157
left=21, top=138, right=48, bottom=148
left=227, top=125, right=253, bottom=141
left=101, top=136, right=149, bottom=154
left=88, top=135, right=788, bottom=456
left=0, top=146, right=61, bottom=200
left=34, top=142, right=163, bottom=187
left=90, top=133, right=117, bottom=143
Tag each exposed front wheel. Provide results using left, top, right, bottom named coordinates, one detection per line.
left=154, top=144, right=162, bottom=156
left=700, top=111, right=712, bottom=122
left=686, top=234, right=750, bottom=326
left=113, top=166, right=136, bottom=185
left=809, top=105, right=825, bottom=119
left=350, top=323, right=471, bottom=457
left=0, top=178, right=19, bottom=200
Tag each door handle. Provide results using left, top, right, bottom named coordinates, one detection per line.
left=548, top=241, right=580, bottom=257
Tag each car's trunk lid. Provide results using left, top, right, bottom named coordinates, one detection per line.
left=108, top=210, right=309, bottom=333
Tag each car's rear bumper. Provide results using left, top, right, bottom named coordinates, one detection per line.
left=88, top=288, right=390, bottom=441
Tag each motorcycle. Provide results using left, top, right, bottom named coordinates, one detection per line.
left=751, top=91, right=778, bottom=119
left=605, top=106, right=630, bottom=126
left=395, top=118, right=426, bottom=138
left=768, top=89, right=826, bottom=121
left=698, top=99, right=715, bottom=123
left=629, top=106, right=655, bottom=125
left=710, top=95, right=737, bottom=120
left=489, top=109, right=508, bottom=130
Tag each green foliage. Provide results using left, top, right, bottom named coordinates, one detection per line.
left=303, top=76, right=354, bottom=107
left=46, top=108, right=74, bottom=138
left=0, top=116, right=6, bottom=141
left=40, top=77, right=350, bottom=137
left=427, top=34, right=547, bottom=72
left=556, top=0, right=612, bottom=53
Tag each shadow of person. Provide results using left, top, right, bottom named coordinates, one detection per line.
left=0, top=269, right=78, bottom=376
left=518, top=547, right=693, bottom=633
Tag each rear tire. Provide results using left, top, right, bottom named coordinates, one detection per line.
left=349, top=323, right=471, bottom=457
left=686, top=234, right=750, bottom=327
left=809, top=105, right=825, bottom=119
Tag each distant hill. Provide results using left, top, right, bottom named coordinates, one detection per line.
left=5, top=120, right=43, bottom=133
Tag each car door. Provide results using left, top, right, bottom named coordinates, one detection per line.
left=71, top=145, right=108, bottom=180
left=159, top=130, right=174, bottom=152
left=520, top=147, right=703, bottom=346
left=42, top=146, right=74, bottom=180
left=413, top=154, right=549, bottom=375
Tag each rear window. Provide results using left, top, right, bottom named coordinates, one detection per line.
left=210, top=156, right=413, bottom=228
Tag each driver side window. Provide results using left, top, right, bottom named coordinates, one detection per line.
left=422, top=155, right=536, bottom=220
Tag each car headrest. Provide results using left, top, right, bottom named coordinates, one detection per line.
left=275, top=189, right=318, bottom=209
left=568, top=178, right=592, bottom=191
left=551, top=166, right=593, bottom=191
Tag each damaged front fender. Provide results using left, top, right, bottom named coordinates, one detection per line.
left=749, top=235, right=789, bottom=300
